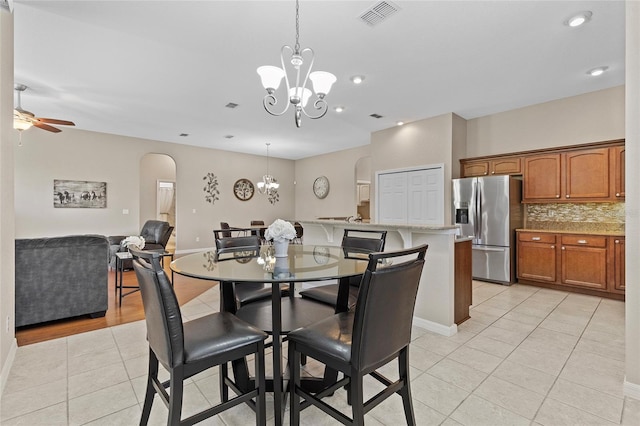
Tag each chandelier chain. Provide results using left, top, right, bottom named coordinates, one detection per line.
left=294, top=0, right=300, bottom=53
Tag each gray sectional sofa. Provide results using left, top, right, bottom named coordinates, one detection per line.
left=15, top=235, right=109, bottom=327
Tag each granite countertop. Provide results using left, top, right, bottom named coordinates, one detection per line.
left=298, top=219, right=459, bottom=233
left=516, top=228, right=625, bottom=237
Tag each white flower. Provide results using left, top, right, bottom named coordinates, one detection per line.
left=121, top=235, right=145, bottom=249
left=264, top=219, right=296, bottom=242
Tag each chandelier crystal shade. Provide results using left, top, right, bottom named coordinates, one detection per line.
left=257, top=0, right=336, bottom=127
left=257, top=143, right=280, bottom=195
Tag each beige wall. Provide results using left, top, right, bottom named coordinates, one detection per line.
left=625, top=0, right=640, bottom=397
left=294, top=144, right=370, bottom=221
left=0, top=8, right=15, bottom=392
left=14, top=129, right=296, bottom=252
left=371, top=113, right=455, bottom=224
left=466, top=86, right=625, bottom=157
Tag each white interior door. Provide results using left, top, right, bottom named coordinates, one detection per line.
left=378, top=172, right=407, bottom=224
left=377, top=164, right=444, bottom=225
left=407, top=168, right=444, bottom=225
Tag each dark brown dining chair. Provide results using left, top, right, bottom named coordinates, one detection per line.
left=213, top=231, right=289, bottom=307
left=288, top=244, right=428, bottom=425
left=299, top=229, right=387, bottom=307
left=219, top=221, right=232, bottom=238
left=130, top=248, right=268, bottom=426
left=250, top=220, right=266, bottom=243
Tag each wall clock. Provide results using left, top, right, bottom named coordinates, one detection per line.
left=233, top=178, right=254, bottom=201
left=313, top=175, right=330, bottom=199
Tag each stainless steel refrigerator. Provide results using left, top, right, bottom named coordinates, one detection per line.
left=452, top=175, right=523, bottom=284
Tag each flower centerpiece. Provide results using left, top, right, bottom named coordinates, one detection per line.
left=120, top=235, right=145, bottom=250
left=265, top=219, right=296, bottom=257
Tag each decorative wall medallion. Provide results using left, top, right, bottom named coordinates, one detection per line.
left=203, top=172, right=220, bottom=204
left=313, top=175, right=330, bottom=199
left=233, top=178, right=255, bottom=201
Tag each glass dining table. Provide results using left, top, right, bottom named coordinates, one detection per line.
left=170, top=244, right=371, bottom=425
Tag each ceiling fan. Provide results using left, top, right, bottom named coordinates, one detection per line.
left=13, top=84, right=75, bottom=133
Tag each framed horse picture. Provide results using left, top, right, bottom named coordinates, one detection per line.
left=53, top=180, right=107, bottom=208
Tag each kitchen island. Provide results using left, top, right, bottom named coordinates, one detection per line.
left=298, top=220, right=465, bottom=336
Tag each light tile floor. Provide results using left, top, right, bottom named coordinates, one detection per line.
left=2, top=281, right=640, bottom=425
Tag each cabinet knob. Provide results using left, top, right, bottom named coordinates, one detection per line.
left=492, top=171, right=495, bottom=174
left=616, top=193, right=620, bottom=197
left=566, top=195, right=570, bottom=199
left=484, top=172, right=488, bottom=175
left=556, top=195, right=560, bottom=198
left=615, top=240, right=620, bottom=244
left=561, top=246, right=565, bottom=250
left=551, top=245, right=555, bottom=249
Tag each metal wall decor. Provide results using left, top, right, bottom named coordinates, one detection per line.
left=203, top=172, right=220, bottom=204
left=53, top=179, right=106, bottom=208
left=233, top=178, right=255, bottom=201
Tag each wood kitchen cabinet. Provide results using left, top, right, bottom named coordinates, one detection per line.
left=517, top=230, right=624, bottom=299
left=523, top=154, right=561, bottom=200
left=611, top=237, right=625, bottom=293
left=517, top=232, right=558, bottom=282
left=461, top=157, right=521, bottom=177
left=560, top=235, right=608, bottom=291
left=612, top=146, right=625, bottom=199
left=523, top=148, right=611, bottom=202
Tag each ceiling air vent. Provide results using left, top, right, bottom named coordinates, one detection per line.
left=370, top=113, right=383, bottom=119
left=358, top=1, right=400, bottom=27
left=179, top=133, right=189, bottom=137
left=225, top=102, right=239, bottom=109
left=224, top=135, right=234, bottom=139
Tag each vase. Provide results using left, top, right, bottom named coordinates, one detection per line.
left=273, top=239, right=290, bottom=257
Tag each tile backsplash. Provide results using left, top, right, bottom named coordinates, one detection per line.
left=526, top=202, right=625, bottom=233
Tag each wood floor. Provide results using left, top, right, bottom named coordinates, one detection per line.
left=15, top=263, right=216, bottom=346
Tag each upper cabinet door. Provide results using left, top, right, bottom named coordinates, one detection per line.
left=490, top=157, right=521, bottom=175
left=565, top=148, right=610, bottom=200
left=462, top=161, right=489, bottom=177
left=523, top=154, right=561, bottom=200
left=613, top=146, right=625, bottom=199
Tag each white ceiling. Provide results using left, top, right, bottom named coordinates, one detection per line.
left=12, top=0, right=625, bottom=160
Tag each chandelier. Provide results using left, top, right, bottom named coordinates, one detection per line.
left=257, top=143, right=280, bottom=195
left=256, top=0, right=336, bottom=128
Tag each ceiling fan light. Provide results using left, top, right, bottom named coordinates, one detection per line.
left=14, top=118, right=33, bottom=131
left=257, top=66, right=285, bottom=91
left=309, top=71, right=337, bottom=96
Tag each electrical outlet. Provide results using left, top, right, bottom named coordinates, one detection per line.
left=547, top=210, right=555, bottom=217
left=196, top=237, right=200, bottom=242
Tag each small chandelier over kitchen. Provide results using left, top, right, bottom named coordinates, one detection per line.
left=256, top=0, right=336, bottom=128
left=257, top=143, right=280, bottom=195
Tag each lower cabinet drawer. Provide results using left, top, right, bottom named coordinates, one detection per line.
left=561, top=235, right=607, bottom=248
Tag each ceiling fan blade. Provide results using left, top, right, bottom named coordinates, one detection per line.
left=33, top=121, right=62, bottom=133
left=37, top=117, right=75, bottom=126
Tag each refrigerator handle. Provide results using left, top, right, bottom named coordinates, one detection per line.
left=476, top=182, right=482, bottom=241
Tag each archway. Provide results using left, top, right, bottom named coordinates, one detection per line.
left=355, top=156, right=371, bottom=221
left=140, top=153, right=177, bottom=251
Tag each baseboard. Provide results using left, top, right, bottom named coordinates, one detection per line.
left=174, top=246, right=215, bottom=255
left=0, top=337, right=18, bottom=396
left=413, top=316, right=457, bottom=337
left=624, top=377, right=640, bottom=400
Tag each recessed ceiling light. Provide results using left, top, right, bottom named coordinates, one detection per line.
left=396, top=121, right=404, bottom=126
left=350, top=75, right=365, bottom=85
left=565, top=11, right=592, bottom=27
left=334, top=106, right=345, bottom=113
left=587, top=66, right=609, bottom=76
